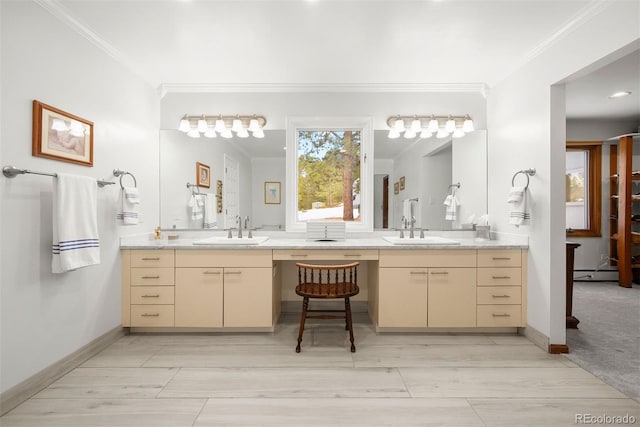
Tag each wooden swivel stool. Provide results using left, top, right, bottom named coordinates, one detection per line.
left=295, top=262, right=360, bottom=353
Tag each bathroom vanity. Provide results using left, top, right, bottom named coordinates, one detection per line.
left=121, top=235, right=527, bottom=333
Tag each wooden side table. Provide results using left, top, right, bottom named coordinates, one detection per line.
left=566, top=242, right=581, bottom=329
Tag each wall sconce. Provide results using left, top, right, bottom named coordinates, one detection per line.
left=178, top=114, right=267, bottom=139
left=386, top=114, right=474, bottom=139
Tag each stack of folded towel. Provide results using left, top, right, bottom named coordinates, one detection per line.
left=52, top=173, right=100, bottom=273
left=508, top=186, right=530, bottom=227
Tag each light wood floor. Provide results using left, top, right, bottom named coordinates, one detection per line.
left=2, top=314, right=639, bottom=426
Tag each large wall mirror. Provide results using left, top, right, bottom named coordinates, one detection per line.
left=159, top=128, right=487, bottom=231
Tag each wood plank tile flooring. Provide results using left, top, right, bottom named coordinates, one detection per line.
left=2, top=314, right=639, bottom=426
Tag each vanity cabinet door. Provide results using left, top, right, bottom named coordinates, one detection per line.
left=223, top=267, right=273, bottom=327
left=175, top=268, right=223, bottom=327
left=378, top=268, right=428, bottom=327
left=427, top=268, right=476, bottom=327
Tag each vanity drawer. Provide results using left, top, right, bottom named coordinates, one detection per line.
left=477, top=286, right=522, bottom=305
left=131, top=268, right=175, bottom=286
left=477, top=268, right=522, bottom=286
left=477, top=249, right=521, bottom=267
left=273, top=249, right=379, bottom=261
left=131, top=250, right=174, bottom=268
left=130, top=305, right=174, bottom=327
left=379, top=250, right=476, bottom=268
left=131, top=286, right=175, bottom=305
left=477, top=305, right=522, bottom=327
left=176, top=250, right=272, bottom=267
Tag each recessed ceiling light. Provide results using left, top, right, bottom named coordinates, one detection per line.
left=609, top=91, right=632, bottom=99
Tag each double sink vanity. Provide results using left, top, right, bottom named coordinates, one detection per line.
left=120, top=232, right=527, bottom=333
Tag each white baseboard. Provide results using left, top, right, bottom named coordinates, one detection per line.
left=519, top=324, right=550, bottom=351
left=0, top=326, right=125, bottom=416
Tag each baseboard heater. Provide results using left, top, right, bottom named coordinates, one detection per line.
left=306, top=221, right=346, bottom=241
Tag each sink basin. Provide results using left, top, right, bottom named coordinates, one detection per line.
left=382, top=236, right=460, bottom=245
left=193, top=236, right=270, bottom=246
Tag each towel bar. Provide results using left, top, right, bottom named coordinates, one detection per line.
left=3, top=165, right=115, bottom=188
left=113, top=169, right=137, bottom=189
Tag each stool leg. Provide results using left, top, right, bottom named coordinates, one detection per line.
left=345, top=298, right=355, bottom=352
left=296, top=297, right=309, bottom=353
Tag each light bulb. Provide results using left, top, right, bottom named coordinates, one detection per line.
left=410, top=118, right=421, bottom=133
left=248, top=118, right=260, bottom=132
left=221, top=129, right=233, bottom=139
left=427, top=116, right=439, bottom=133
left=204, top=129, right=217, bottom=138
left=420, top=129, right=432, bottom=139
left=436, top=128, right=449, bottom=139
left=237, top=128, right=249, bottom=138
left=462, top=116, right=474, bottom=133
left=388, top=129, right=400, bottom=139
left=178, top=115, right=190, bottom=132
left=452, top=129, right=466, bottom=138
left=252, top=128, right=265, bottom=138
left=404, top=129, right=416, bottom=139
left=187, top=129, right=200, bottom=138
left=51, top=119, right=68, bottom=131
left=232, top=118, right=243, bottom=132
left=214, top=118, right=226, bottom=133
left=445, top=116, right=456, bottom=133
left=197, top=115, right=208, bottom=133
left=393, top=117, right=405, bottom=132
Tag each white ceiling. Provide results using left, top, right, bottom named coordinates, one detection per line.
left=44, top=1, right=638, bottom=125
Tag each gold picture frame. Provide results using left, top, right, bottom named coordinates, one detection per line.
left=196, top=162, right=211, bottom=188
left=32, top=100, right=93, bottom=166
left=399, top=176, right=406, bottom=191
left=394, top=182, right=399, bottom=195
left=264, top=181, right=281, bottom=204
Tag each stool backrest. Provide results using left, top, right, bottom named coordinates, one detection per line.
left=296, top=262, right=359, bottom=295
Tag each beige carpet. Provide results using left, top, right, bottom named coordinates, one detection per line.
left=566, top=281, right=640, bottom=401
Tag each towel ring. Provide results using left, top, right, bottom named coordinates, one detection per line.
left=113, top=169, right=137, bottom=189
left=511, top=168, right=536, bottom=189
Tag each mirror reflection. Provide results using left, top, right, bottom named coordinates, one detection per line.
left=159, top=129, right=486, bottom=231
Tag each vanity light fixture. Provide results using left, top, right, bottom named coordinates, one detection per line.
left=608, top=91, right=632, bottom=99
left=386, top=114, right=474, bottom=139
left=178, top=114, right=267, bottom=138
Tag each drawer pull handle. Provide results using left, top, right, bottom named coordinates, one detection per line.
left=141, top=257, right=160, bottom=261
left=290, top=254, right=308, bottom=258
left=224, top=271, right=242, bottom=275
left=141, top=313, right=160, bottom=317
left=409, top=271, right=428, bottom=275
left=344, top=254, right=362, bottom=257
left=141, top=294, right=160, bottom=298
left=203, top=271, right=221, bottom=275
left=492, top=313, right=511, bottom=317
left=141, top=275, right=160, bottom=279
left=430, top=271, right=449, bottom=275
left=492, top=257, right=511, bottom=260
left=491, top=294, right=510, bottom=298
left=492, top=276, right=511, bottom=279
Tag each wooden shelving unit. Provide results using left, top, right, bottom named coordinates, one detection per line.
left=609, top=134, right=638, bottom=288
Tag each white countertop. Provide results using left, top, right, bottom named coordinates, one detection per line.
left=120, top=230, right=528, bottom=250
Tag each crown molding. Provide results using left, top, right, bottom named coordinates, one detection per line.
left=489, top=0, right=616, bottom=86
left=34, top=0, right=156, bottom=88
left=159, top=82, right=489, bottom=97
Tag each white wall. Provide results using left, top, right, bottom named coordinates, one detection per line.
left=566, top=119, right=640, bottom=270
left=0, top=3, right=159, bottom=393
left=452, top=130, right=488, bottom=228
left=251, top=157, right=286, bottom=229
left=487, top=1, right=639, bottom=345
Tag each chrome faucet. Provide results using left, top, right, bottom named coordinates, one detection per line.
left=245, top=216, right=252, bottom=238
left=236, top=215, right=243, bottom=238
left=410, top=215, right=416, bottom=239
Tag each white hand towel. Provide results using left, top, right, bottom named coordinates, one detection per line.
left=508, top=186, right=524, bottom=203
left=402, top=199, right=413, bottom=223
left=508, top=187, right=530, bottom=227
left=203, top=193, right=217, bottom=229
left=189, top=194, right=204, bottom=220
left=444, top=194, right=460, bottom=221
left=116, top=186, right=140, bottom=225
left=52, top=173, right=100, bottom=273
